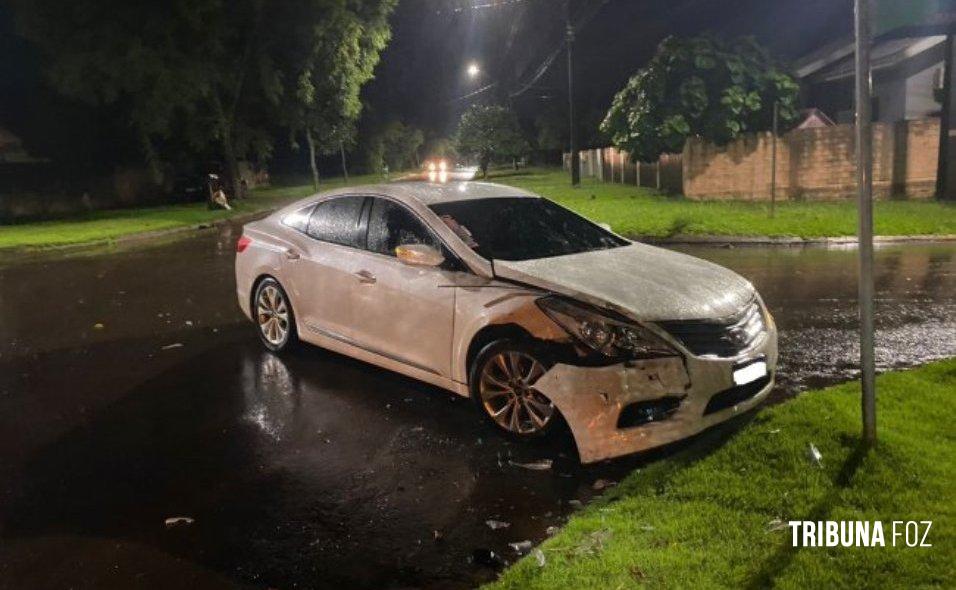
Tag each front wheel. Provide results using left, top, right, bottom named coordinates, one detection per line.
left=470, top=340, right=557, bottom=438
left=253, top=278, right=297, bottom=352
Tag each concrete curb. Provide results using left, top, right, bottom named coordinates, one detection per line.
left=634, top=234, right=956, bottom=246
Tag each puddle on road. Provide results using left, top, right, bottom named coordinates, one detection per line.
left=1, top=232, right=954, bottom=589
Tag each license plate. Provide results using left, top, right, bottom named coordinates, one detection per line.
left=733, top=360, right=768, bottom=386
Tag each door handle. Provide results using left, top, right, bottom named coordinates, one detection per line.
left=284, top=249, right=300, bottom=261
left=355, top=270, right=377, bottom=284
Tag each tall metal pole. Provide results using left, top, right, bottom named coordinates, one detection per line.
left=566, top=0, right=580, bottom=186
left=936, top=34, right=956, bottom=200
left=770, top=102, right=778, bottom=218
left=855, top=0, right=876, bottom=446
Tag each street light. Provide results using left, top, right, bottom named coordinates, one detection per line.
left=467, top=62, right=480, bottom=78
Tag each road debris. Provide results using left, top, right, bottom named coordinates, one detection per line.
left=807, top=442, right=823, bottom=468
left=93, top=323, right=104, bottom=330
left=164, top=516, right=194, bottom=527
left=485, top=519, right=511, bottom=530
left=545, top=525, right=560, bottom=536
left=508, top=459, right=553, bottom=471
left=592, top=478, right=616, bottom=491
left=161, top=343, right=184, bottom=351
left=471, top=548, right=507, bottom=569
left=532, top=548, right=546, bottom=567
left=508, top=540, right=533, bottom=554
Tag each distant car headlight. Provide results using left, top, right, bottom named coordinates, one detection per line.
left=428, top=162, right=437, bottom=172
left=438, top=160, right=447, bottom=171
left=536, top=297, right=677, bottom=359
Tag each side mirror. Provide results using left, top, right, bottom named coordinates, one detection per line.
left=395, top=243, right=445, bottom=267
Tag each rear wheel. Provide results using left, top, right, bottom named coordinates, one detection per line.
left=253, top=278, right=297, bottom=352
left=470, top=340, right=556, bottom=438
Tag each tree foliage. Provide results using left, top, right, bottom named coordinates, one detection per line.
left=601, top=35, right=799, bottom=162
left=455, top=104, right=529, bottom=177
left=10, top=0, right=396, bottom=193
left=360, top=120, right=424, bottom=172
left=282, top=0, right=396, bottom=186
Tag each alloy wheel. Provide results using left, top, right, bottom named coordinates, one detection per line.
left=478, top=350, right=554, bottom=435
left=256, top=284, right=290, bottom=346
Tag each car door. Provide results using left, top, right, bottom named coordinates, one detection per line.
left=283, top=196, right=368, bottom=342
left=348, top=197, right=460, bottom=378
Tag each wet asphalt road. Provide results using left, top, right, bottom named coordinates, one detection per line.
left=0, top=222, right=954, bottom=589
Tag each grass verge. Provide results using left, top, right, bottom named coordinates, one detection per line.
left=4, top=167, right=956, bottom=250
left=489, top=168, right=956, bottom=238
left=489, top=359, right=956, bottom=589
left=0, top=173, right=384, bottom=250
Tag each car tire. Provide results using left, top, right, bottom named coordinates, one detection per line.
left=253, top=277, right=298, bottom=352
left=470, top=339, right=558, bottom=439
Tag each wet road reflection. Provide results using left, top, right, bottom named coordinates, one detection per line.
left=673, top=243, right=956, bottom=396
left=0, top=226, right=953, bottom=589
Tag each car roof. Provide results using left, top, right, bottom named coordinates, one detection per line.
left=309, top=181, right=539, bottom=206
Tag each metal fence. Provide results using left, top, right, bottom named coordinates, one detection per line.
left=564, top=147, right=683, bottom=194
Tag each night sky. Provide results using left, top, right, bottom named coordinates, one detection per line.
left=0, top=0, right=856, bottom=161
left=362, top=0, right=855, bottom=136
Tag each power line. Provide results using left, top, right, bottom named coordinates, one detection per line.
left=509, top=0, right=610, bottom=98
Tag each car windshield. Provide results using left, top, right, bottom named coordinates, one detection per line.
left=429, top=197, right=628, bottom=261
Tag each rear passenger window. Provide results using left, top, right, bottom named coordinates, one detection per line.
left=307, top=197, right=365, bottom=247
left=282, top=205, right=314, bottom=232
left=366, top=198, right=440, bottom=256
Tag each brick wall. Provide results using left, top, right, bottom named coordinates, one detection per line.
left=682, top=118, right=940, bottom=200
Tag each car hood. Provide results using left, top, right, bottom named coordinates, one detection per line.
left=493, top=243, right=755, bottom=321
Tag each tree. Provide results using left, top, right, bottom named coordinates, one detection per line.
left=422, top=136, right=458, bottom=162
left=280, top=0, right=396, bottom=188
left=601, top=35, right=799, bottom=162
left=455, top=105, right=529, bottom=178
left=10, top=0, right=396, bottom=196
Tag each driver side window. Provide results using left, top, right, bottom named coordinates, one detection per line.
left=366, top=197, right=440, bottom=256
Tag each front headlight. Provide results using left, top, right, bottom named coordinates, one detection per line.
left=536, top=297, right=677, bottom=359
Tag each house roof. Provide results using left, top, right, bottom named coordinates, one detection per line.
left=795, top=108, right=836, bottom=129
left=794, top=35, right=947, bottom=82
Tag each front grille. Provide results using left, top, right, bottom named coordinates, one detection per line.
left=703, top=375, right=772, bottom=415
left=658, top=300, right=766, bottom=358
left=617, top=396, right=684, bottom=428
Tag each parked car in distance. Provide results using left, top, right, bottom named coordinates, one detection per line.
left=235, top=181, right=777, bottom=463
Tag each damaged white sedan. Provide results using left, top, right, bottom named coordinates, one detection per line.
left=235, top=182, right=777, bottom=463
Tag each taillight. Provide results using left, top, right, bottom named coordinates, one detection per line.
left=236, top=235, right=252, bottom=253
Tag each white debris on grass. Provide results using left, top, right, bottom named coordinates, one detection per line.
left=807, top=442, right=823, bottom=467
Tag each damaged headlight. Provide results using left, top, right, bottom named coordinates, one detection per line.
left=536, top=297, right=677, bottom=359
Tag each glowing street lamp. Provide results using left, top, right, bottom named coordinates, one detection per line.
left=467, top=62, right=480, bottom=78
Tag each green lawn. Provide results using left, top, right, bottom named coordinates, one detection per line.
left=489, top=359, right=956, bottom=589
left=490, top=168, right=956, bottom=238
left=0, top=173, right=385, bottom=250
left=3, top=167, right=956, bottom=250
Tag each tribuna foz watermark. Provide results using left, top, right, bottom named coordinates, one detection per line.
left=788, top=521, right=933, bottom=548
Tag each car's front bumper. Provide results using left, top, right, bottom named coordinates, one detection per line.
left=534, top=329, right=778, bottom=464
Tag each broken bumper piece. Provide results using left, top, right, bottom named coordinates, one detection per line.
left=534, top=335, right=777, bottom=464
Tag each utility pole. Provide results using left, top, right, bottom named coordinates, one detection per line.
left=566, top=0, right=580, bottom=186
left=937, top=34, right=956, bottom=200
left=770, top=101, right=778, bottom=218
left=855, top=0, right=876, bottom=446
